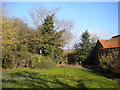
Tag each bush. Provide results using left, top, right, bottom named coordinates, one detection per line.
left=99, top=52, right=112, bottom=70
left=2, top=49, right=16, bottom=69
left=30, top=54, right=55, bottom=69
left=110, top=59, right=120, bottom=74
left=99, top=50, right=120, bottom=74
left=14, top=51, right=30, bottom=68
left=40, top=57, right=56, bottom=69
left=109, top=51, right=120, bottom=74
left=30, top=54, right=44, bottom=68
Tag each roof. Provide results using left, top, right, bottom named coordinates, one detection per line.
left=99, top=39, right=109, bottom=47
left=99, top=35, right=120, bottom=49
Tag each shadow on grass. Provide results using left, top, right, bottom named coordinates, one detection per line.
left=2, top=71, right=86, bottom=88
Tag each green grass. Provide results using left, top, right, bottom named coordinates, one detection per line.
left=2, top=68, right=119, bottom=88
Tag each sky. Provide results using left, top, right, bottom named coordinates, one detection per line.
left=5, top=2, right=118, bottom=49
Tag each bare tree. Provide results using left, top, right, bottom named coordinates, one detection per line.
left=53, top=18, right=73, bottom=46
left=90, top=34, right=99, bottom=47
left=29, top=5, right=59, bottom=28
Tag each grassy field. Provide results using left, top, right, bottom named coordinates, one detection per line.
left=2, top=68, right=119, bottom=88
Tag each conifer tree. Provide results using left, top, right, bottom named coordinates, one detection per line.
left=41, top=15, right=55, bottom=56
left=41, top=15, right=63, bottom=62
left=75, top=30, right=93, bottom=65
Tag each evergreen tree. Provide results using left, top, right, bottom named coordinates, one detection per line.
left=40, top=15, right=63, bottom=63
left=75, top=30, right=93, bottom=65
left=41, top=15, right=55, bottom=56
left=42, top=16, right=54, bottom=34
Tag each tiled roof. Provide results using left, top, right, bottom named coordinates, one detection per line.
left=99, top=35, right=120, bottom=49
left=99, top=39, right=109, bottom=47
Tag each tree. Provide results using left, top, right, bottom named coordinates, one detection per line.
left=29, top=5, right=73, bottom=63
left=39, top=15, right=63, bottom=63
left=10, top=18, right=36, bottom=52
left=29, top=5, right=73, bottom=47
left=74, top=30, right=94, bottom=65
left=90, top=34, right=99, bottom=48
left=1, top=8, right=18, bottom=68
left=40, top=15, right=55, bottom=56
left=29, top=5, right=59, bottom=28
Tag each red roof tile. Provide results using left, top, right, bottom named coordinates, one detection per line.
left=99, top=35, right=120, bottom=49
left=99, top=39, right=108, bottom=47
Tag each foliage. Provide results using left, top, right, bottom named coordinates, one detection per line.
left=29, top=54, right=44, bottom=68
left=67, top=53, right=76, bottom=64
left=40, top=57, right=56, bottom=69
left=30, top=5, right=73, bottom=48
left=29, top=54, right=55, bottom=69
left=2, top=16, right=35, bottom=69
left=2, top=5, right=72, bottom=69
left=10, top=18, right=36, bottom=53
left=29, top=6, right=73, bottom=64
left=110, top=57, right=120, bottom=74
left=40, top=15, right=55, bottom=56
left=74, top=30, right=95, bottom=65
left=99, top=50, right=120, bottom=74
left=99, top=51, right=113, bottom=70
left=14, top=51, right=31, bottom=68
left=2, top=68, right=119, bottom=88
left=2, top=12, right=18, bottom=68
left=39, top=15, right=64, bottom=63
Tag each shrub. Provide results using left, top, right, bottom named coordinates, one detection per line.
left=2, top=49, right=32, bottom=69
left=30, top=54, right=44, bottom=68
left=109, top=51, right=120, bottom=74
left=30, top=54, right=55, bottom=69
left=14, top=51, right=30, bottom=68
left=99, top=50, right=120, bottom=74
left=99, top=52, right=112, bottom=70
left=110, top=59, right=120, bottom=74
left=40, top=57, right=56, bottom=69
left=2, top=49, right=15, bottom=69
